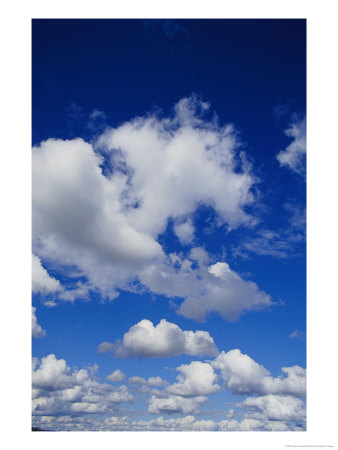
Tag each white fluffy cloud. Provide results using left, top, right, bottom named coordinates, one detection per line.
left=32, top=96, right=274, bottom=322
left=212, top=349, right=306, bottom=397
left=276, top=117, right=306, bottom=174
left=129, top=376, right=168, bottom=387
left=140, top=251, right=273, bottom=321
left=148, top=395, right=208, bottom=415
left=99, top=95, right=255, bottom=237
left=32, top=307, right=46, bottom=338
left=100, top=319, right=218, bottom=357
left=32, top=354, right=133, bottom=416
left=106, top=370, right=126, bottom=382
left=166, top=361, right=220, bottom=397
left=143, top=361, right=219, bottom=416
left=32, top=138, right=163, bottom=300
left=236, top=394, right=306, bottom=423
left=32, top=254, right=61, bottom=294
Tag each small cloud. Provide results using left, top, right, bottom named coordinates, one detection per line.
left=276, top=117, right=306, bottom=175
left=32, top=254, right=62, bottom=294
left=65, top=102, right=83, bottom=119
left=97, top=341, right=116, bottom=354
left=87, top=109, right=107, bottom=132
left=89, top=109, right=106, bottom=121
left=289, top=330, right=305, bottom=340
left=32, top=307, right=46, bottom=338
left=106, top=370, right=126, bottom=382
left=273, top=102, right=291, bottom=119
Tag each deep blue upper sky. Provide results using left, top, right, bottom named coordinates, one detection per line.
left=32, top=19, right=305, bottom=143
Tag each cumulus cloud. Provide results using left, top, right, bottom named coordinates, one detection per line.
left=166, top=361, right=220, bottom=397
left=32, top=254, right=62, bottom=294
left=128, top=376, right=147, bottom=385
left=32, top=138, right=163, bottom=301
left=141, top=360, right=220, bottom=416
left=212, top=349, right=306, bottom=397
left=32, top=307, right=46, bottom=338
left=99, top=95, right=255, bottom=237
left=32, top=96, right=272, bottom=322
left=129, top=376, right=168, bottom=387
left=32, top=354, right=133, bottom=416
left=148, top=376, right=168, bottom=387
left=101, top=319, right=218, bottom=358
left=148, top=395, right=208, bottom=415
left=140, top=251, right=273, bottom=321
left=236, top=394, right=306, bottom=423
left=276, top=117, right=306, bottom=174
left=106, top=370, right=126, bottom=382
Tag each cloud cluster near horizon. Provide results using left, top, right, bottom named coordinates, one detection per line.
left=32, top=345, right=306, bottom=429
left=32, top=354, right=133, bottom=416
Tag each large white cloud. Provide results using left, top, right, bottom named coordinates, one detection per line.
left=32, top=254, right=61, bottom=294
left=98, top=95, right=255, bottom=237
left=140, top=252, right=273, bottom=321
left=32, top=138, right=163, bottom=300
left=99, top=319, right=218, bottom=357
left=31, top=96, right=274, bottom=322
left=32, top=307, right=46, bottom=338
left=166, top=361, right=220, bottom=397
left=32, top=354, right=133, bottom=416
left=212, top=349, right=306, bottom=397
left=276, top=117, right=306, bottom=174
left=236, top=394, right=306, bottom=423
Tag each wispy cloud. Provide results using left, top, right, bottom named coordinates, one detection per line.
left=232, top=204, right=305, bottom=259
left=277, top=117, right=306, bottom=175
left=289, top=330, right=306, bottom=340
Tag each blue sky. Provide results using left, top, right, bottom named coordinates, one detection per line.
left=32, top=19, right=306, bottom=431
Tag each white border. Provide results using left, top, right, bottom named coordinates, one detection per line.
left=1, top=1, right=337, bottom=448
